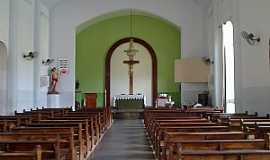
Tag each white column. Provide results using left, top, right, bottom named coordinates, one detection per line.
left=33, top=0, right=41, bottom=107
left=0, top=42, right=8, bottom=115
left=8, top=0, right=18, bottom=114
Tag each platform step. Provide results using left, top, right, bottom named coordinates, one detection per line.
left=112, top=109, right=144, bottom=119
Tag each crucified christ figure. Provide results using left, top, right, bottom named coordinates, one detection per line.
left=123, top=39, right=139, bottom=94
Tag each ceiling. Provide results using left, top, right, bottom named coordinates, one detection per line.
left=40, top=0, right=212, bottom=10
left=40, top=0, right=63, bottom=9
left=193, top=0, right=212, bottom=9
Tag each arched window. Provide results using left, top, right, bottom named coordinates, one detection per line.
left=222, top=21, right=235, bottom=113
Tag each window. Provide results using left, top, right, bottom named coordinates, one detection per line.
left=222, top=21, right=235, bottom=113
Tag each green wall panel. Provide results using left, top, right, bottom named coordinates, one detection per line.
left=76, top=15, right=181, bottom=107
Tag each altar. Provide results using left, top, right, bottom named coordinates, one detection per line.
left=113, top=94, right=145, bottom=109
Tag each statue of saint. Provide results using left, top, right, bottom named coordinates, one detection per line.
left=48, top=67, right=59, bottom=94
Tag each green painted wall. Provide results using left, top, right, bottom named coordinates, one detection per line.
left=76, top=15, right=181, bottom=107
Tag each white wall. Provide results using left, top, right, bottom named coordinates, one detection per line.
left=50, top=0, right=209, bottom=106
left=0, top=0, right=10, bottom=47
left=181, top=83, right=209, bottom=105
left=0, top=0, right=50, bottom=114
left=209, top=0, right=270, bottom=115
left=111, top=42, right=152, bottom=106
left=238, top=0, right=270, bottom=115
left=0, top=0, right=10, bottom=114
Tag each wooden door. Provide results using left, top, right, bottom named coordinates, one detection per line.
left=85, top=93, right=97, bottom=108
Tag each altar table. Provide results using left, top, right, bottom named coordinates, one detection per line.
left=113, top=94, right=145, bottom=109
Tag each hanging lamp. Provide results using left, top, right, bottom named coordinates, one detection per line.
left=124, top=9, right=138, bottom=59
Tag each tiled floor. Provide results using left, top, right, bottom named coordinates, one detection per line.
left=89, top=119, right=155, bottom=160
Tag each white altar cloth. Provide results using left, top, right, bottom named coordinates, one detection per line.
left=112, top=94, right=146, bottom=107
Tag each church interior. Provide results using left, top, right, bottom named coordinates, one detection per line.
left=1, top=0, right=270, bottom=159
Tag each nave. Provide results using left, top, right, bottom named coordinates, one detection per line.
left=1, top=0, right=270, bottom=159
left=90, top=120, right=154, bottom=160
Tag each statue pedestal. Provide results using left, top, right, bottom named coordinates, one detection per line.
left=47, top=94, right=60, bottom=107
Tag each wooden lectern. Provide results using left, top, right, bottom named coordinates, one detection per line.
left=85, top=93, right=97, bottom=109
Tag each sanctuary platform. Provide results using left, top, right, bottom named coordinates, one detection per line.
left=112, top=108, right=144, bottom=119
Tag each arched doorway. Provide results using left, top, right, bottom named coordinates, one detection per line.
left=0, top=41, right=8, bottom=115
left=105, top=37, right=157, bottom=107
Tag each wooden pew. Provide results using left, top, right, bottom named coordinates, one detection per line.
left=0, top=115, right=32, bottom=128
left=154, top=125, right=230, bottom=159
left=144, top=109, right=249, bottom=159
left=0, top=131, right=74, bottom=160
left=14, top=109, right=101, bottom=144
left=205, top=111, right=251, bottom=122
left=26, top=123, right=87, bottom=158
left=25, top=108, right=100, bottom=146
left=144, top=108, right=270, bottom=160
left=46, top=116, right=97, bottom=147
left=163, top=131, right=251, bottom=160
left=146, top=118, right=209, bottom=137
left=0, top=145, right=42, bottom=160
left=62, top=112, right=103, bottom=132
left=215, top=114, right=268, bottom=127
left=174, top=149, right=270, bottom=160
left=12, top=127, right=77, bottom=160
left=34, top=107, right=72, bottom=112
left=79, top=107, right=112, bottom=129
left=59, top=113, right=101, bottom=142
left=31, top=119, right=91, bottom=152
left=228, top=118, right=270, bottom=130
left=15, top=108, right=103, bottom=147
left=255, top=126, right=270, bottom=138
left=0, top=107, right=110, bottom=160
left=0, top=140, right=59, bottom=160
left=163, top=132, right=270, bottom=160
left=150, top=122, right=218, bottom=146
left=145, top=116, right=209, bottom=141
left=242, top=121, right=270, bottom=133
left=146, top=115, right=228, bottom=159
left=145, top=118, right=210, bottom=147
left=16, top=124, right=86, bottom=160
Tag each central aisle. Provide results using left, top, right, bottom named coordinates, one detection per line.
left=89, top=120, right=155, bottom=160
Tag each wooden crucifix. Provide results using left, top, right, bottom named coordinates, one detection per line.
left=123, top=39, right=139, bottom=94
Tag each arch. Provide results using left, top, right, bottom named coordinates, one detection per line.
left=0, top=41, right=8, bottom=115
left=105, top=37, right=157, bottom=107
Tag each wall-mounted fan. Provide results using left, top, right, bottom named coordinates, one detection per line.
left=23, top=51, right=38, bottom=60
left=241, top=31, right=260, bottom=46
